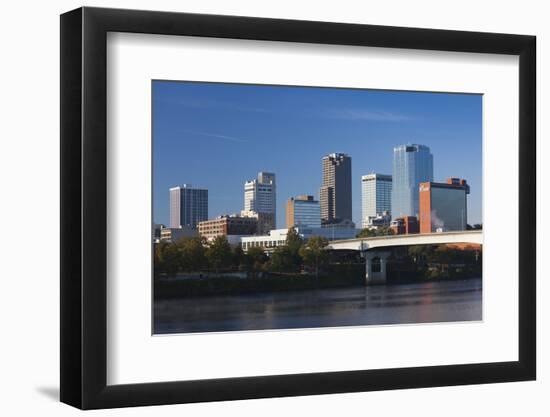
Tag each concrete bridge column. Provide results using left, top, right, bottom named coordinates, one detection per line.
left=380, top=255, right=388, bottom=277
left=364, top=251, right=391, bottom=285
left=364, top=253, right=372, bottom=282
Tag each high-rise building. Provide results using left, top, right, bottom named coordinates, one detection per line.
left=169, top=184, right=208, bottom=229
left=361, top=173, right=392, bottom=228
left=286, top=195, right=321, bottom=228
left=319, top=186, right=334, bottom=223
left=419, top=178, right=470, bottom=233
left=320, top=153, right=352, bottom=224
left=391, top=144, right=433, bottom=218
left=244, top=172, right=276, bottom=232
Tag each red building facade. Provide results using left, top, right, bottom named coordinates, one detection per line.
left=419, top=178, right=470, bottom=234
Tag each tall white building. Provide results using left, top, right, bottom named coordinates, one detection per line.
left=244, top=172, right=276, bottom=232
left=361, top=173, right=392, bottom=229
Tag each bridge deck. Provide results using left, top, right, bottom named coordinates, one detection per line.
left=328, top=230, right=483, bottom=251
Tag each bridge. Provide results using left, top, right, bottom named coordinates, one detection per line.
left=327, top=230, right=483, bottom=285
left=328, top=230, right=483, bottom=251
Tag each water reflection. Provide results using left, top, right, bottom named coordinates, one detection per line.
left=154, top=278, right=482, bottom=334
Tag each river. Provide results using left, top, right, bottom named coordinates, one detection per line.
left=154, top=278, right=482, bottom=334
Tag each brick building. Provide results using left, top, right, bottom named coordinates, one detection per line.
left=198, top=215, right=257, bottom=240
left=419, top=178, right=470, bottom=234
left=390, top=216, right=419, bottom=235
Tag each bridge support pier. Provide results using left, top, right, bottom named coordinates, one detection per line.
left=364, top=251, right=391, bottom=285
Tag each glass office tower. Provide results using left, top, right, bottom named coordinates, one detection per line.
left=391, top=144, right=433, bottom=218
left=169, top=184, right=208, bottom=229
left=286, top=195, right=321, bottom=228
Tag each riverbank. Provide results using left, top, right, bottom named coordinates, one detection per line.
left=154, top=264, right=364, bottom=299
left=154, top=264, right=481, bottom=299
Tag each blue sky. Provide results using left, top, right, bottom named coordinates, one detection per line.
left=153, top=81, right=482, bottom=227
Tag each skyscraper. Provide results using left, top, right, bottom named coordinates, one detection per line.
left=320, top=153, right=352, bottom=224
left=286, top=195, right=321, bottom=228
left=244, top=172, right=276, bottom=232
left=169, top=184, right=208, bottom=229
left=361, top=173, right=392, bottom=228
left=391, top=144, right=433, bottom=218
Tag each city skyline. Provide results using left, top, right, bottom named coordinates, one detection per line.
left=153, top=81, right=482, bottom=227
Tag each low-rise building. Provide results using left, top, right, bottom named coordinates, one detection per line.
left=159, top=226, right=198, bottom=243
left=153, top=223, right=165, bottom=242
left=240, top=226, right=358, bottom=253
left=321, top=218, right=356, bottom=230
left=198, top=215, right=258, bottom=241
left=241, top=229, right=288, bottom=253
left=240, top=210, right=274, bottom=235
left=363, top=211, right=391, bottom=230
left=390, top=216, right=419, bottom=235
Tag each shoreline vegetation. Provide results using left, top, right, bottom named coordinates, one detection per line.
left=154, top=229, right=482, bottom=299
left=154, top=272, right=482, bottom=299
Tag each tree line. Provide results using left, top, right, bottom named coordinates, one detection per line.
left=154, top=228, right=330, bottom=278
left=356, top=223, right=482, bottom=239
left=356, top=226, right=394, bottom=238
left=407, top=244, right=481, bottom=265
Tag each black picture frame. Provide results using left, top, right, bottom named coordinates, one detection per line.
left=60, top=6, right=536, bottom=410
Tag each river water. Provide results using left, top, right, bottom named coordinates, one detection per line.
left=154, top=278, right=482, bottom=334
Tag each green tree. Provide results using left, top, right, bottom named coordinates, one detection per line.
left=299, top=236, right=329, bottom=278
left=176, top=236, right=207, bottom=271
left=357, top=226, right=395, bottom=238
left=245, top=246, right=267, bottom=274
left=270, top=245, right=297, bottom=272
left=206, top=236, right=233, bottom=272
left=232, top=245, right=246, bottom=271
left=408, top=245, right=435, bottom=264
left=433, top=246, right=462, bottom=264
left=286, top=227, right=303, bottom=253
left=155, top=242, right=181, bottom=276
left=356, top=228, right=376, bottom=238
left=283, top=227, right=303, bottom=271
left=153, top=242, right=166, bottom=275
left=375, top=226, right=395, bottom=236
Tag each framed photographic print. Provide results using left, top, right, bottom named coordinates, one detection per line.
left=60, top=6, right=536, bottom=409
